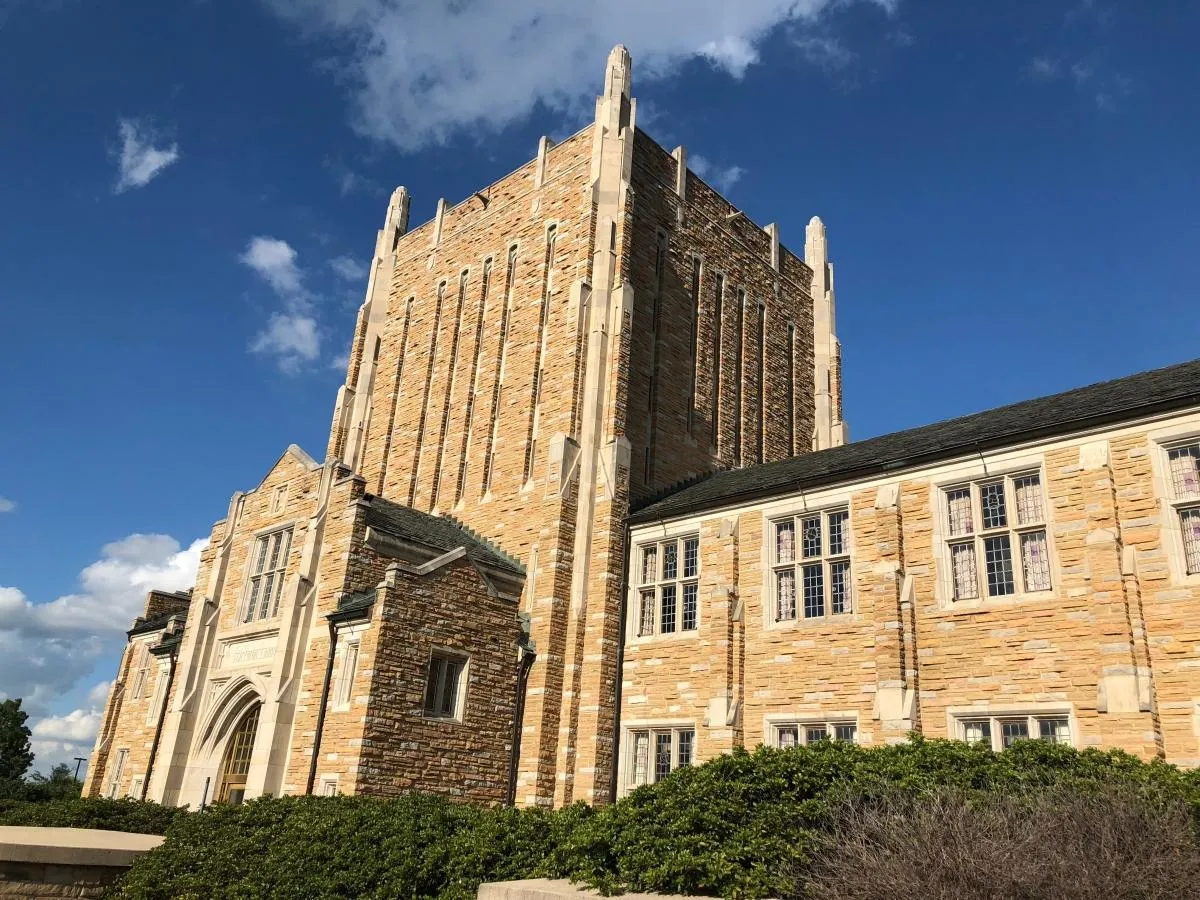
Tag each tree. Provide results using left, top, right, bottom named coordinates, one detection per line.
left=0, top=698, right=34, bottom=781
left=27, top=763, right=83, bottom=801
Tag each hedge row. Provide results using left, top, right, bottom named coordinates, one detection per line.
left=0, top=796, right=184, bottom=835
left=10, top=739, right=1198, bottom=899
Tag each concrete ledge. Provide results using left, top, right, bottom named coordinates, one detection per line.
left=0, top=827, right=163, bottom=869
left=478, top=879, right=715, bottom=900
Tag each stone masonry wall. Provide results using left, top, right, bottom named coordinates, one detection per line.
left=625, top=132, right=817, bottom=503
left=354, top=558, right=522, bottom=803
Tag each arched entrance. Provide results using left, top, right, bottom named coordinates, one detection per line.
left=215, top=703, right=260, bottom=805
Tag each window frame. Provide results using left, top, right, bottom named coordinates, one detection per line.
left=770, top=719, right=858, bottom=748
left=633, top=535, right=701, bottom=639
left=423, top=649, right=468, bottom=722
left=241, top=525, right=294, bottom=624
left=940, top=471, right=1053, bottom=603
left=106, top=748, right=128, bottom=799
left=1162, top=438, right=1200, bottom=577
left=144, top=663, right=169, bottom=727
left=770, top=507, right=853, bottom=624
left=332, top=641, right=359, bottom=711
left=954, top=712, right=1073, bottom=751
left=129, top=642, right=150, bottom=700
left=625, top=725, right=696, bottom=790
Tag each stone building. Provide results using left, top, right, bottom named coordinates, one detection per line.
left=83, top=45, right=846, bottom=808
left=83, top=44, right=1200, bottom=810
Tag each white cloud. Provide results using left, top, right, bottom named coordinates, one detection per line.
left=113, top=118, right=180, bottom=193
left=241, top=236, right=304, bottom=298
left=795, top=35, right=856, bottom=70
left=0, top=533, right=203, bottom=773
left=260, top=0, right=895, bottom=150
left=1025, top=54, right=1131, bottom=111
left=1026, top=57, right=1060, bottom=80
left=250, top=312, right=322, bottom=374
left=0, top=496, right=14, bottom=513
left=329, top=255, right=368, bottom=282
left=240, top=237, right=326, bottom=372
left=691, top=154, right=746, bottom=194
left=29, top=682, right=112, bottom=777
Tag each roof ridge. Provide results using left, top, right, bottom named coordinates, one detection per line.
left=633, top=467, right=724, bottom=514
left=438, top=512, right=525, bottom=572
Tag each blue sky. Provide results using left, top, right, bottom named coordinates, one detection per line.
left=0, top=0, right=1196, bottom=772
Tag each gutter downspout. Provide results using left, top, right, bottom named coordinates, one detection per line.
left=305, top=619, right=339, bottom=795
left=141, top=646, right=179, bottom=802
left=506, top=646, right=537, bottom=806
left=608, top=522, right=633, bottom=804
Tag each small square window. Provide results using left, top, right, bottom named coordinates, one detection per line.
left=423, top=652, right=466, bottom=720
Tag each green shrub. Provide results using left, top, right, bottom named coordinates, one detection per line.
left=107, top=739, right=1200, bottom=899
left=0, top=796, right=183, bottom=834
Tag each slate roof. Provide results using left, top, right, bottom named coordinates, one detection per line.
left=362, top=494, right=525, bottom=576
left=128, top=611, right=187, bottom=638
left=329, top=589, right=376, bottom=623
left=631, top=357, right=1200, bottom=525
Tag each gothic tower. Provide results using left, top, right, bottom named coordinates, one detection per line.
left=324, top=46, right=844, bottom=805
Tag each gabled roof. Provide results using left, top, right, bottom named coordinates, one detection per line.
left=250, top=444, right=321, bottom=493
left=631, top=357, right=1200, bottom=525
left=361, top=494, right=525, bottom=576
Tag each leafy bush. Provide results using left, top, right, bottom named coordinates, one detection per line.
left=804, top=785, right=1200, bottom=900
left=548, top=738, right=1200, bottom=898
left=0, top=796, right=184, bottom=834
left=110, top=794, right=563, bottom=900
left=107, top=739, right=1200, bottom=899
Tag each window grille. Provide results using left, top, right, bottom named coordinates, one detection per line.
left=243, top=528, right=293, bottom=623
left=772, top=509, right=852, bottom=621
left=627, top=727, right=695, bottom=787
left=958, top=713, right=1071, bottom=750
left=635, top=537, right=700, bottom=636
left=423, top=652, right=466, bottom=719
left=772, top=721, right=857, bottom=747
left=943, top=473, right=1051, bottom=601
left=1166, top=442, right=1200, bottom=574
